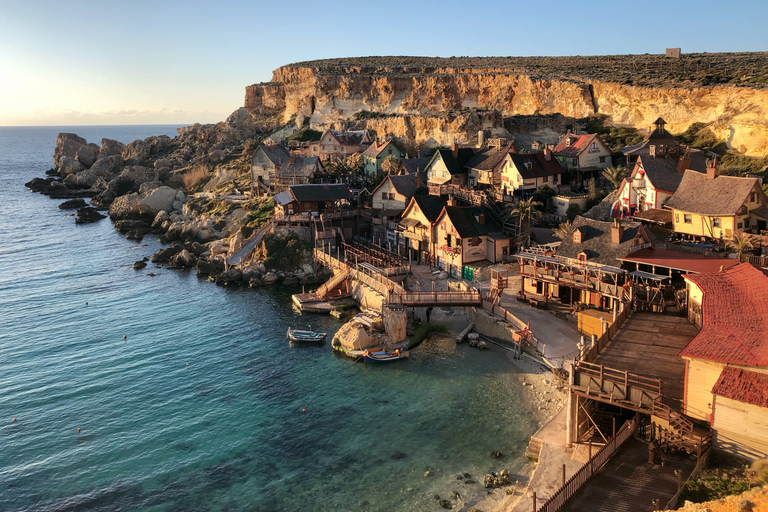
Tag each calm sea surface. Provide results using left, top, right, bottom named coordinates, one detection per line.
left=0, top=125, right=537, bottom=511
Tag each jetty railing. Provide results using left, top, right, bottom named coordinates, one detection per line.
left=481, top=299, right=546, bottom=355
left=389, top=289, right=482, bottom=307
left=535, top=416, right=637, bottom=512
left=576, top=304, right=630, bottom=363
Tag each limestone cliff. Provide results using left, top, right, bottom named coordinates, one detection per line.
left=245, top=58, right=768, bottom=155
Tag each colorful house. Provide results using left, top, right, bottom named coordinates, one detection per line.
left=680, top=263, right=768, bottom=461
left=614, top=149, right=707, bottom=216
left=665, top=169, right=768, bottom=240
left=620, top=117, right=680, bottom=167
left=433, top=205, right=511, bottom=278
left=251, top=142, right=290, bottom=190
left=397, top=195, right=448, bottom=264
left=500, top=149, right=566, bottom=195
left=309, top=129, right=373, bottom=161
left=425, top=144, right=475, bottom=194
left=552, top=132, right=612, bottom=190
left=463, top=141, right=517, bottom=191
left=362, top=140, right=405, bottom=176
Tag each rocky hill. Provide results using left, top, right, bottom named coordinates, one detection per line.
left=245, top=53, right=768, bottom=156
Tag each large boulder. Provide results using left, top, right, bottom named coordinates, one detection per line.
left=332, top=321, right=376, bottom=351
left=169, top=249, right=196, bottom=269
left=75, top=207, right=106, bottom=224
left=119, top=166, right=155, bottom=186
left=151, top=210, right=171, bottom=233
left=151, top=244, right=184, bottom=263
left=54, top=133, right=88, bottom=173
left=64, top=170, right=99, bottom=188
left=154, top=158, right=172, bottom=171
left=196, top=257, right=225, bottom=275
left=75, top=146, right=97, bottom=168
left=138, top=186, right=177, bottom=215
left=89, top=154, right=123, bottom=177
left=58, top=198, right=87, bottom=210
left=99, top=138, right=125, bottom=158
left=106, top=175, right=138, bottom=196
left=149, top=135, right=172, bottom=155
left=122, top=139, right=151, bottom=165
left=108, top=193, right=141, bottom=220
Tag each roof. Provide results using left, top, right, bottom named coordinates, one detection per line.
left=328, top=129, right=371, bottom=146
left=273, top=189, right=294, bottom=206
left=257, top=143, right=290, bottom=166
left=680, top=263, right=768, bottom=366
left=400, top=156, right=430, bottom=183
left=552, top=133, right=604, bottom=158
left=632, top=208, right=673, bottom=224
left=362, top=139, right=400, bottom=158
left=635, top=155, right=688, bottom=193
left=278, top=156, right=322, bottom=179
left=619, top=247, right=739, bottom=274
left=389, top=174, right=418, bottom=197
left=430, top=148, right=476, bottom=175
left=413, top=195, right=448, bottom=223
left=647, top=122, right=676, bottom=142
left=556, top=216, right=652, bottom=266
left=665, top=170, right=760, bottom=216
left=712, top=367, right=768, bottom=408
left=439, top=206, right=502, bottom=238
left=287, top=184, right=353, bottom=203
left=508, top=152, right=565, bottom=179
left=464, top=146, right=514, bottom=172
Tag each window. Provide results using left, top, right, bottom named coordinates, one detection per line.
left=713, top=218, right=721, bottom=228
left=751, top=192, right=757, bottom=203
left=543, top=175, right=549, bottom=183
left=684, top=214, right=692, bottom=224
left=590, top=142, right=598, bottom=152
left=738, top=222, right=743, bottom=229
left=599, top=156, right=607, bottom=163
left=446, top=234, right=452, bottom=247
left=675, top=213, right=679, bottom=223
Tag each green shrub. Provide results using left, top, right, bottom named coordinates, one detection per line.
left=262, top=233, right=305, bottom=270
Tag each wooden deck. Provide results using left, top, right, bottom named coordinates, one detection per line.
left=595, top=313, right=699, bottom=410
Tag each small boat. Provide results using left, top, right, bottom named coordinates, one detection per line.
left=287, top=327, right=327, bottom=343
left=363, top=348, right=409, bottom=362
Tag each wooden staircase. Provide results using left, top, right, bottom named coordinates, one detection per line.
left=651, top=398, right=710, bottom=454
left=315, top=269, right=349, bottom=300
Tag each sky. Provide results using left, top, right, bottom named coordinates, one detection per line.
left=1, top=0, right=766, bottom=126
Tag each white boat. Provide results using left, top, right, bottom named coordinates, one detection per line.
left=287, top=327, right=327, bottom=343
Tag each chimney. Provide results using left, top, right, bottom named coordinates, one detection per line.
left=447, top=197, right=456, bottom=206
left=477, top=130, right=485, bottom=148
left=413, top=173, right=420, bottom=188
left=706, top=157, right=718, bottom=180
left=677, top=157, right=691, bottom=174
left=611, top=219, right=624, bottom=244
left=451, top=141, right=459, bottom=159
left=543, top=147, right=551, bottom=161
left=289, top=155, right=296, bottom=164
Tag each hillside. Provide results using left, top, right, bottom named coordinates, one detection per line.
left=245, top=53, right=768, bottom=156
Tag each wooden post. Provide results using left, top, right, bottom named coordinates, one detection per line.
left=562, top=463, right=566, bottom=487
left=613, top=417, right=616, bottom=438
left=588, top=439, right=592, bottom=460
left=532, top=492, right=537, bottom=512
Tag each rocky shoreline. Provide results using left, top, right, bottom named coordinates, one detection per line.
left=25, top=110, right=332, bottom=288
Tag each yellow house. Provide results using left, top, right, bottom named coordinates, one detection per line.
left=500, top=149, right=566, bottom=195
left=424, top=144, right=475, bottom=193
left=681, top=263, right=768, bottom=460
left=665, top=169, right=768, bottom=240
left=397, top=195, right=447, bottom=264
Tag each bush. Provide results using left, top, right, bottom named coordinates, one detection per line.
left=182, top=164, right=211, bottom=192
left=262, top=233, right=305, bottom=270
left=566, top=204, right=581, bottom=222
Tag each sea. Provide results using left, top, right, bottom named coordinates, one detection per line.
left=0, top=125, right=538, bottom=512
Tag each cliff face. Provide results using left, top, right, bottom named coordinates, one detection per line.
left=245, top=65, right=768, bottom=155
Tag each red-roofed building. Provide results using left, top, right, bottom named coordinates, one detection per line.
left=552, top=132, right=612, bottom=190
left=679, top=263, right=768, bottom=432
left=710, top=367, right=768, bottom=461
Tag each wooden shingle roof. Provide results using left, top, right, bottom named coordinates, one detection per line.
left=665, top=171, right=760, bottom=216
left=555, top=216, right=651, bottom=266
left=712, top=367, right=768, bottom=408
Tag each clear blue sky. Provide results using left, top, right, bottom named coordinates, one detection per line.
left=1, top=0, right=765, bottom=126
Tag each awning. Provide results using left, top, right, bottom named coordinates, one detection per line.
left=630, top=270, right=670, bottom=281
left=750, top=206, right=768, bottom=220
left=273, top=190, right=294, bottom=206
left=428, top=175, right=450, bottom=185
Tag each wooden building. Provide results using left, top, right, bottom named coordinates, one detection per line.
left=665, top=169, right=768, bottom=240
left=362, top=140, right=404, bottom=176
left=397, top=195, right=447, bottom=264
left=369, top=173, right=420, bottom=249
left=463, top=141, right=516, bottom=191
left=680, top=263, right=768, bottom=460
left=425, top=144, right=475, bottom=194
left=711, top=367, right=768, bottom=462
left=309, top=129, right=373, bottom=161
left=500, top=150, right=566, bottom=195
left=251, top=142, right=290, bottom=190
left=552, top=132, right=612, bottom=190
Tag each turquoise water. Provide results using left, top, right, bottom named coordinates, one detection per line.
left=0, top=126, right=537, bottom=511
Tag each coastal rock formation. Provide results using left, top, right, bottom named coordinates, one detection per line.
left=75, top=207, right=106, bottom=224
left=332, top=320, right=376, bottom=351
left=246, top=59, right=768, bottom=155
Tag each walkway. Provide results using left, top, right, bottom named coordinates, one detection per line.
left=226, top=221, right=273, bottom=267
left=560, top=438, right=694, bottom=512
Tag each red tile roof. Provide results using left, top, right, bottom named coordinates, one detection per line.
left=552, top=133, right=604, bottom=158
left=712, top=366, right=768, bottom=408
left=619, top=248, right=739, bottom=274
left=680, top=263, right=768, bottom=366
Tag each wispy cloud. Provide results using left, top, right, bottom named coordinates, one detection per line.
left=0, top=107, right=230, bottom=126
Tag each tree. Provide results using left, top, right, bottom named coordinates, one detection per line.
left=601, top=166, right=626, bottom=189
left=506, top=198, right=543, bottom=236
left=344, top=153, right=364, bottom=174
left=726, top=232, right=755, bottom=259
left=381, top=155, right=401, bottom=174
left=566, top=204, right=581, bottom=222
left=553, top=220, right=572, bottom=240
left=532, top=184, right=557, bottom=213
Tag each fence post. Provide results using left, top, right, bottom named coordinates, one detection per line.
left=562, top=463, right=566, bottom=487
left=532, top=492, right=537, bottom=512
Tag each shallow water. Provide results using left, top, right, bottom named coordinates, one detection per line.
left=0, top=126, right=537, bottom=511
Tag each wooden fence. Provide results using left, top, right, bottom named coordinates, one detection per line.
left=536, top=416, right=637, bottom=512
left=740, top=253, right=768, bottom=268
left=577, top=304, right=631, bottom=363
left=663, top=449, right=710, bottom=510
left=481, top=300, right=547, bottom=355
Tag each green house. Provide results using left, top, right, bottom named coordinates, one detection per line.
left=362, top=140, right=404, bottom=176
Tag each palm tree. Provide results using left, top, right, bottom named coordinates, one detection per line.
left=727, top=232, right=755, bottom=260
left=553, top=220, right=572, bottom=240
left=505, top=198, right=543, bottom=236
left=601, top=166, right=626, bottom=190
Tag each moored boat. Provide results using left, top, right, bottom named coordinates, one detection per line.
left=363, top=348, right=409, bottom=362
left=287, top=327, right=327, bottom=343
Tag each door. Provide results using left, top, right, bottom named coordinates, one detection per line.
left=462, top=266, right=474, bottom=281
